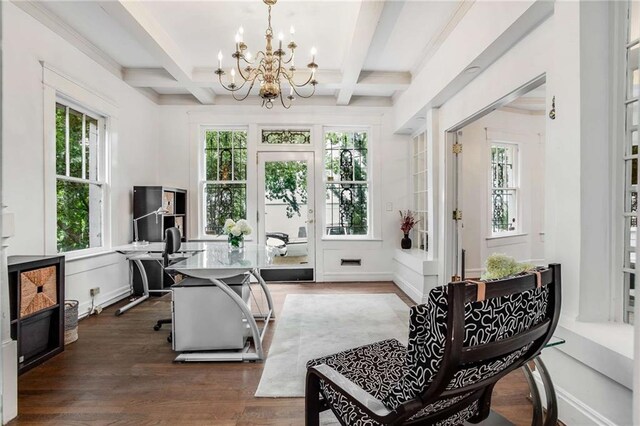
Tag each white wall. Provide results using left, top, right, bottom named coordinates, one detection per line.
left=393, top=1, right=633, bottom=423
left=156, top=105, right=410, bottom=282
left=2, top=1, right=160, bottom=313
left=2, top=3, right=160, bottom=420
left=460, top=109, right=545, bottom=277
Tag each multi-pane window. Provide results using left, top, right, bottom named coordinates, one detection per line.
left=490, top=143, right=518, bottom=235
left=622, top=0, right=639, bottom=324
left=55, top=102, right=104, bottom=253
left=262, top=129, right=311, bottom=144
left=324, top=130, right=369, bottom=236
left=203, top=129, right=248, bottom=235
left=412, top=131, right=428, bottom=250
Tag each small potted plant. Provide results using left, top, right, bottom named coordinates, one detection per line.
left=222, top=218, right=252, bottom=251
left=399, top=210, right=420, bottom=249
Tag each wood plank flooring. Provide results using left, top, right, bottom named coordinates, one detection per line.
left=11, top=282, right=535, bottom=425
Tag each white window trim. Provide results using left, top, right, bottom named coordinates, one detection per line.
left=322, top=126, right=373, bottom=240
left=42, top=63, right=116, bottom=259
left=411, top=128, right=429, bottom=252
left=197, top=125, right=250, bottom=240
left=488, top=140, right=520, bottom=238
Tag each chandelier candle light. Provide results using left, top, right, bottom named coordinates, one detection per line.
left=215, top=0, right=318, bottom=109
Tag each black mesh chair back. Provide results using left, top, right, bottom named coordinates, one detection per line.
left=162, top=227, right=181, bottom=267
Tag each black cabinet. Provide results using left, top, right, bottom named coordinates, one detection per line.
left=132, top=186, right=187, bottom=294
left=133, top=186, right=187, bottom=243
left=8, top=255, right=65, bottom=374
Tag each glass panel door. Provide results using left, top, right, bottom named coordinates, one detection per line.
left=258, top=152, right=315, bottom=281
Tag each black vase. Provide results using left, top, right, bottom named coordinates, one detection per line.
left=401, top=234, right=412, bottom=249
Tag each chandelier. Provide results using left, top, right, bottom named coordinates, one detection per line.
left=215, top=0, right=318, bottom=109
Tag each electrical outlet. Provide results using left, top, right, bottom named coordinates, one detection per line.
left=90, top=287, right=100, bottom=297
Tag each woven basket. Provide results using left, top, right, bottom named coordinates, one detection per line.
left=64, top=300, right=79, bottom=345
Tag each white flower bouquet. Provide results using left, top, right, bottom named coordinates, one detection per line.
left=223, top=218, right=252, bottom=250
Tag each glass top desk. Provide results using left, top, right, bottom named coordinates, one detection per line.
left=114, top=242, right=207, bottom=316
left=166, top=244, right=277, bottom=362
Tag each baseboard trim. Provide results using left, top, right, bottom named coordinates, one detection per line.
left=321, top=272, right=393, bottom=282
left=2, top=339, right=18, bottom=423
left=533, top=373, right=618, bottom=425
left=78, top=284, right=131, bottom=319
left=392, top=274, right=423, bottom=303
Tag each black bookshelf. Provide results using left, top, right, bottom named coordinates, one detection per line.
left=132, top=186, right=187, bottom=293
left=8, top=255, right=65, bottom=375
left=133, top=186, right=187, bottom=242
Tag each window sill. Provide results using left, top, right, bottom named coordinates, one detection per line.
left=63, top=248, right=116, bottom=262
left=552, top=316, right=634, bottom=389
left=485, top=232, right=527, bottom=240
left=321, top=237, right=382, bottom=242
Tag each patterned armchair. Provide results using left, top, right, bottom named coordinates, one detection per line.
left=305, top=264, right=561, bottom=425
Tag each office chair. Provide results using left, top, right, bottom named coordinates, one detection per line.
left=153, top=227, right=184, bottom=342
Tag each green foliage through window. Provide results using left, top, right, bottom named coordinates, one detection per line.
left=324, top=131, right=369, bottom=235
left=55, top=103, right=102, bottom=253
left=264, top=161, right=308, bottom=218
left=204, top=129, right=248, bottom=235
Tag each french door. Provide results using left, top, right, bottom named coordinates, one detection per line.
left=257, top=152, right=315, bottom=281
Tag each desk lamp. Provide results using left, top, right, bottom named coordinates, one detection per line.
left=133, top=207, right=169, bottom=246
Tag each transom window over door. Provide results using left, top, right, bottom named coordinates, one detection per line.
left=55, top=102, right=104, bottom=253
left=324, top=130, right=370, bottom=236
left=490, top=143, right=519, bottom=235
left=203, top=129, right=248, bottom=235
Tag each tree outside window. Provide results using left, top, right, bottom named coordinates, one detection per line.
left=490, top=143, right=518, bottom=235
left=55, top=102, right=104, bottom=253
left=203, top=129, right=248, bottom=235
left=324, top=130, right=369, bottom=236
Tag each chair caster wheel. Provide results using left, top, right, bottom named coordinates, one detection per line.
left=153, top=325, right=161, bottom=331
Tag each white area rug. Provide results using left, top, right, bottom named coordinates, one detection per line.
left=255, top=293, right=410, bottom=398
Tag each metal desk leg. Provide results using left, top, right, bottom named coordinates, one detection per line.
left=115, top=258, right=150, bottom=316
left=250, top=268, right=275, bottom=320
left=521, top=356, right=558, bottom=426
left=174, top=277, right=267, bottom=362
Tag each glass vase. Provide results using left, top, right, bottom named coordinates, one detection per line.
left=228, top=234, right=245, bottom=251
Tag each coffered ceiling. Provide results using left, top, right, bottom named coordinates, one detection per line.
left=18, top=0, right=472, bottom=106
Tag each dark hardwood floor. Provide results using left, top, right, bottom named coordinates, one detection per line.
left=12, top=282, right=534, bottom=425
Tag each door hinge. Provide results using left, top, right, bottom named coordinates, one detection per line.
left=452, top=143, right=462, bottom=154
left=452, top=209, right=462, bottom=221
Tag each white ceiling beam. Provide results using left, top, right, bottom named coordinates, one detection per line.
left=335, top=1, right=387, bottom=106
left=123, top=68, right=177, bottom=87
left=124, top=67, right=409, bottom=92
left=192, top=68, right=344, bottom=87
left=357, top=71, right=411, bottom=90
left=99, top=1, right=215, bottom=105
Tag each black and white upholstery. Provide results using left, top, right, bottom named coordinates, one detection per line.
left=306, top=264, right=562, bottom=426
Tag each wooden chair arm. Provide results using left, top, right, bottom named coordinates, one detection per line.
left=308, top=364, right=395, bottom=423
